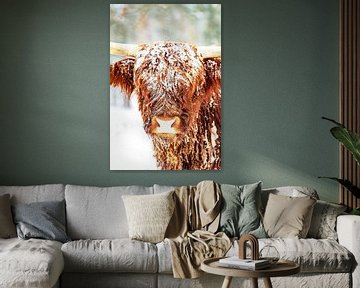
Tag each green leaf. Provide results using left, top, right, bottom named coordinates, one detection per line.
left=351, top=208, right=360, bottom=215
left=322, top=117, right=360, bottom=165
left=321, top=116, right=344, bottom=127
left=330, top=126, right=360, bottom=165
left=318, top=177, right=360, bottom=198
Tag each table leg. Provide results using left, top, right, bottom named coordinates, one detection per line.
left=222, top=276, right=233, bottom=288
left=263, top=277, right=273, bottom=288
left=251, top=278, right=258, bottom=288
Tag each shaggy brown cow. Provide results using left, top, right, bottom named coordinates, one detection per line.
left=110, top=41, right=221, bottom=170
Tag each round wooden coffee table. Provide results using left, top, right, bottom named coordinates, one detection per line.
left=201, top=257, right=300, bottom=288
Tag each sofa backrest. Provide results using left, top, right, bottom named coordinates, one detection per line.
left=0, top=184, right=321, bottom=240
left=0, top=184, right=65, bottom=204
left=65, top=184, right=153, bottom=240
left=153, top=184, right=176, bottom=194
left=154, top=184, right=320, bottom=211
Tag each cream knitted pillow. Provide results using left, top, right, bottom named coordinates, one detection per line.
left=122, top=191, right=175, bottom=243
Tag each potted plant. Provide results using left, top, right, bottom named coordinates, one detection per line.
left=320, top=117, right=360, bottom=215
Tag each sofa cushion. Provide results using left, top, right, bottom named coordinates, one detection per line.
left=0, top=238, right=64, bottom=288
left=12, top=200, right=70, bottom=243
left=231, top=238, right=353, bottom=273
left=261, top=238, right=353, bottom=273
left=218, top=182, right=266, bottom=238
left=0, top=194, right=16, bottom=238
left=156, top=240, right=173, bottom=274
left=61, top=239, right=158, bottom=273
left=122, top=191, right=175, bottom=243
left=307, top=200, right=347, bottom=240
left=263, top=193, right=316, bottom=238
left=261, top=186, right=319, bottom=213
left=158, top=237, right=353, bottom=274
left=153, top=184, right=176, bottom=194
left=65, top=185, right=153, bottom=239
left=0, top=184, right=65, bottom=204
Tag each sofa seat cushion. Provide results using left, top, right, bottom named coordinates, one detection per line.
left=230, top=238, right=353, bottom=273
left=0, top=238, right=64, bottom=288
left=156, top=240, right=173, bottom=274
left=61, top=239, right=158, bottom=273
left=157, top=238, right=353, bottom=274
left=260, top=238, right=353, bottom=272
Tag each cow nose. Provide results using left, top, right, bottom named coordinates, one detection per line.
left=151, top=116, right=182, bottom=135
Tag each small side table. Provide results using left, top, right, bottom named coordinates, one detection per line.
left=201, top=257, right=300, bottom=288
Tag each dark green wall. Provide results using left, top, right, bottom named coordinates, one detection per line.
left=0, top=0, right=340, bottom=202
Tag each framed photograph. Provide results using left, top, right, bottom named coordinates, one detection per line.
left=110, top=4, right=221, bottom=170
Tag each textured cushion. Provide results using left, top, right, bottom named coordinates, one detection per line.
left=12, top=200, right=70, bottom=243
left=307, top=200, right=347, bottom=240
left=65, top=185, right=153, bottom=239
left=0, top=194, right=16, bottom=238
left=337, top=215, right=360, bottom=288
left=218, top=182, right=266, bottom=238
left=0, top=184, right=65, bottom=204
left=153, top=184, right=176, bottom=194
left=156, top=240, right=173, bottom=274
left=263, top=193, right=316, bottom=238
left=0, top=238, right=64, bottom=288
left=255, top=238, right=353, bottom=273
left=122, top=191, right=175, bottom=243
left=61, top=239, right=158, bottom=273
left=159, top=237, right=353, bottom=274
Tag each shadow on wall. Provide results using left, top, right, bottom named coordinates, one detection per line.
left=238, top=150, right=338, bottom=203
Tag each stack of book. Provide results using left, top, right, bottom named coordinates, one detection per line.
left=218, top=257, right=271, bottom=270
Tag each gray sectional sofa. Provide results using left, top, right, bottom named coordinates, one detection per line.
left=0, top=184, right=359, bottom=288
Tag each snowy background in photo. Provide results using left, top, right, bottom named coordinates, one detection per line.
left=110, top=87, right=158, bottom=170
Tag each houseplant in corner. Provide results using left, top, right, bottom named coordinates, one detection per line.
left=320, top=117, right=360, bottom=215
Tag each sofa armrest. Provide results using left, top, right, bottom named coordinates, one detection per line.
left=337, top=215, right=360, bottom=288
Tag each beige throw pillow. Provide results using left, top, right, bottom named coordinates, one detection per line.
left=122, top=191, right=175, bottom=243
left=263, top=193, right=316, bottom=238
left=0, top=194, right=17, bottom=238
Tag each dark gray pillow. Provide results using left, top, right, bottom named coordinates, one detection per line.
left=12, top=200, right=70, bottom=243
left=218, top=182, right=266, bottom=238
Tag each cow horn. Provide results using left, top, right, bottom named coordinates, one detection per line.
left=110, top=42, right=140, bottom=57
left=197, top=46, right=221, bottom=58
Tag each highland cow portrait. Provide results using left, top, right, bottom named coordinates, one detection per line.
left=110, top=4, right=221, bottom=170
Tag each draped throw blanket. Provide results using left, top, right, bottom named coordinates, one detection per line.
left=165, top=181, right=231, bottom=278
